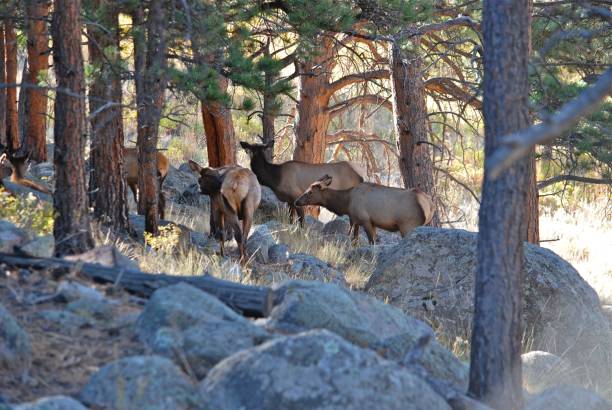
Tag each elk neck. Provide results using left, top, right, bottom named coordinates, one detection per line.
left=318, top=188, right=351, bottom=217
left=250, top=152, right=281, bottom=188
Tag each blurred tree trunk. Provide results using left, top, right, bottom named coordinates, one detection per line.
left=51, top=0, right=94, bottom=255
left=200, top=74, right=236, bottom=167
left=525, top=0, right=540, bottom=244
left=24, top=0, right=49, bottom=162
left=137, top=0, right=168, bottom=235
left=261, top=44, right=276, bottom=162
left=389, top=40, right=440, bottom=227
left=131, top=3, right=145, bottom=217
left=4, top=20, right=19, bottom=152
left=468, top=0, right=530, bottom=408
left=87, top=0, right=129, bottom=234
left=0, top=26, right=6, bottom=146
left=18, top=61, right=28, bottom=145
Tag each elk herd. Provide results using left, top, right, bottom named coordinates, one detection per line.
left=0, top=137, right=434, bottom=263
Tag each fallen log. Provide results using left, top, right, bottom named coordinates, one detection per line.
left=0, top=252, right=273, bottom=318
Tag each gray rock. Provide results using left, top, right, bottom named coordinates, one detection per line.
left=200, top=330, right=450, bottom=410
left=0, top=220, right=28, bottom=253
left=526, top=385, right=612, bottom=410
left=322, top=218, right=350, bottom=237
left=151, top=321, right=270, bottom=379
left=264, top=280, right=468, bottom=387
left=79, top=355, right=197, bottom=410
left=304, top=215, right=324, bottom=231
left=162, top=165, right=199, bottom=204
left=19, top=235, right=54, bottom=258
left=601, top=305, right=612, bottom=326
left=287, top=253, right=346, bottom=285
left=13, top=395, right=88, bottom=410
left=57, top=281, right=105, bottom=303
left=255, top=185, right=284, bottom=221
left=246, top=225, right=276, bottom=264
left=366, top=228, right=612, bottom=384
left=66, top=298, right=114, bottom=322
left=0, top=303, right=31, bottom=373
left=268, top=244, right=289, bottom=264
left=135, top=282, right=249, bottom=343
left=522, top=351, right=572, bottom=394
left=29, top=162, right=54, bottom=181
left=35, top=310, right=91, bottom=331
left=64, top=245, right=139, bottom=271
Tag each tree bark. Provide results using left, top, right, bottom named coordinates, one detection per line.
left=137, top=0, right=168, bottom=235
left=131, top=4, right=145, bottom=217
left=525, top=0, right=539, bottom=244
left=261, top=45, right=276, bottom=162
left=87, top=0, right=129, bottom=234
left=4, top=20, right=19, bottom=152
left=200, top=74, right=236, bottom=167
left=389, top=40, right=440, bottom=226
left=24, top=0, right=50, bottom=162
left=51, top=0, right=94, bottom=256
left=468, top=0, right=530, bottom=408
left=0, top=25, right=6, bottom=146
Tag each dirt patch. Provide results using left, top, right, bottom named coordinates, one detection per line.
left=0, top=265, right=144, bottom=403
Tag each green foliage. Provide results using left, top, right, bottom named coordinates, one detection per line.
left=0, top=190, right=54, bottom=236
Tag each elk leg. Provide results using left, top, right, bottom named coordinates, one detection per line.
left=352, top=224, right=360, bottom=246
left=296, top=206, right=305, bottom=227
left=158, top=173, right=166, bottom=220
left=232, top=219, right=245, bottom=263
left=289, top=206, right=297, bottom=224
left=219, top=213, right=226, bottom=257
left=362, top=221, right=376, bottom=245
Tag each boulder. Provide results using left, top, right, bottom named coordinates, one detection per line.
left=322, top=218, right=350, bottom=237
left=19, top=234, right=54, bottom=258
left=304, top=215, right=324, bottom=232
left=79, top=356, right=197, bottom=410
left=199, top=330, right=450, bottom=410
left=162, top=165, right=199, bottom=203
left=522, top=351, right=572, bottom=394
left=64, top=245, right=139, bottom=271
left=366, top=228, right=612, bottom=383
left=246, top=225, right=276, bottom=263
left=57, top=280, right=105, bottom=303
left=287, top=253, right=346, bottom=285
left=0, top=220, right=28, bottom=253
left=34, top=310, right=91, bottom=332
left=263, top=280, right=468, bottom=387
left=135, top=282, right=249, bottom=342
left=66, top=298, right=114, bottom=322
left=13, top=396, right=88, bottom=410
left=255, top=186, right=284, bottom=221
left=0, top=303, right=31, bottom=373
left=526, top=385, right=612, bottom=410
left=150, top=320, right=270, bottom=379
left=268, top=244, right=289, bottom=264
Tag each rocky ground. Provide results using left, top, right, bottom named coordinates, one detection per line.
left=1, top=162, right=611, bottom=409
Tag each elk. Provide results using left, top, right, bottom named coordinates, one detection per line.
left=188, top=160, right=261, bottom=262
left=0, top=145, right=52, bottom=194
left=240, top=139, right=363, bottom=224
left=295, top=175, right=434, bottom=244
left=123, top=147, right=169, bottom=219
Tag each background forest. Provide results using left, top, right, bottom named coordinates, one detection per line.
left=0, top=0, right=611, bottom=409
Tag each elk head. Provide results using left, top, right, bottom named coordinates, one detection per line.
left=294, top=175, right=333, bottom=207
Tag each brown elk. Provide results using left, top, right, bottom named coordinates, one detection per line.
left=188, top=160, right=261, bottom=262
left=123, top=147, right=169, bottom=219
left=0, top=145, right=52, bottom=194
left=295, top=175, right=434, bottom=244
left=240, top=139, right=363, bottom=224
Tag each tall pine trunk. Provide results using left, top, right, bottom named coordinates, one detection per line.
left=24, top=0, right=49, bottom=162
left=137, top=0, right=167, bottom=235
left=87, top=0, right=129, bottom=233
left=5, top=20, right=19, bottom=152
left=0, top=26, right=6, bottom=146
left=51, top=0, right=94, bottom=255
left=261, top=46, right=276, bottom=162
left=468, top=0, right=530, bottom=408
left=389, top=40, right=439, bottom=226
left=200, top=75, right=236, bottom=167
left=525, top=0, right=539, bottom=244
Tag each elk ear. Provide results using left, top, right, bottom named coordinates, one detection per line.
left=188, top=160, right=203, bottom=173
left=263, top=139, right=274, bottom=149
left=240, top=141, right=252, bottom=150
left=318, top=174, right=333, bottom=187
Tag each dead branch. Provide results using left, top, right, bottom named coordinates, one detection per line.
left=487, top=68, right=612, bottom=179
left=537, top=174, right=612, bottom=189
